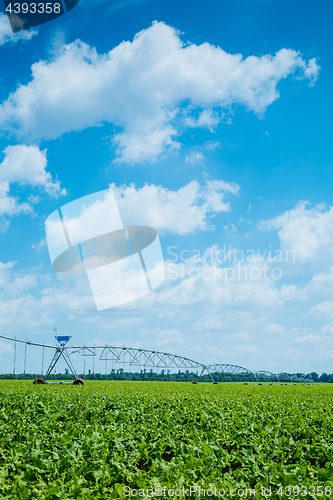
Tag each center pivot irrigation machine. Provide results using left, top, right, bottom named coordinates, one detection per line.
left=0, top=332, right=314, bottom=385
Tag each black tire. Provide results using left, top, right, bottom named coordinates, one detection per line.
left=73, top=378, right=85, bottom=385
left=33, top=378, right=45, bottom=384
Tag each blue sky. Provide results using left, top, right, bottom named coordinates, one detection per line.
left=0, top=0, right=332, bottom=375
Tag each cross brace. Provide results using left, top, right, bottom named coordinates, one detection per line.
left=44, top=346, right=77, bottom=380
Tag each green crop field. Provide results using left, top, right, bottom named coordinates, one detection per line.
left=0, top=381, right=332, bottom=500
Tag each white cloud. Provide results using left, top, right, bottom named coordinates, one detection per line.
left=0, top=239, right=332, bottom=372
left=293, top=334, right=330, bottom=345
left=185, top=151, right=205, bottom=163
left=0, top=22, right=319, bottom=162
left=321, top=323, right=333, bottom=335
left=191, top=313, right=224, bottom=332
left=153, top=245, right=300, bottom=314
left=31, top=238, right=46, bottom=252
left=302, top=58, right=319, bottom=86
left=263, top=323, right=286, bottom=334
left=223, top=222, right=237, bottom=233
left=0, top=261, right=16, bottom=288
left=185, top=109, right=221, bottom=131
left=0, top=180, right=31, bottom=217
left=0, top=145, right=65, bottom=196
left=0, top=145, right=66, bottom=220
left=0, top=13, right=38, bottom=46
left=112, top=180, right=240, bottom=234
left=0, top=260, right=95, bottom=326
left=305, top=301, right=333, bottom=321
left=260, top=202, right=333, bottom=263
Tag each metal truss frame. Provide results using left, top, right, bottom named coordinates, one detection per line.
left=99, top=346, right=203, bottom=369
left=206, top=363, right=254, bottom=378
left=0, top=334, right=312, bottom=383
left=44, top=344, right=77, bottom=380
left=255, top=370, right=278, bottom=382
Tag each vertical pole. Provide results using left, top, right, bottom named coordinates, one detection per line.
left=84, top=356, right=86, bottom=376
left=24, top=343, right=27, bottom=374
left=13, top=339, right=16, bottom=376
left=93, top=352, right=95, bottom=374
left=42, top=345, right=45, bottom=376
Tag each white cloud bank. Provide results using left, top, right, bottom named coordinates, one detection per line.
left=260, top=202, right=333, bottom=263
left=0, top=22, right=319, bottom=162
left=0, top=13, right=37, bottom=46
left=0, top=238, right=332, bottom=371
left=112, top=179, right=240, bottom=234
left=0, top=260, right=95, bottom=326
left=0, top=145, right=66, bottom=220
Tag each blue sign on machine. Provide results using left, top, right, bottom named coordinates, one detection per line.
left=56, top=336, right=71, bottom=343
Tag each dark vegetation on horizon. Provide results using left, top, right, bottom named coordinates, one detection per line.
left=0, top=369, right=331, bottom=382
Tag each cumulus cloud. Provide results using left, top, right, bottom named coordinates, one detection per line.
left=0, top=239, right=331, bottom=372
left=143, top=243, right=301, bottom=317
left=0, top=180, right=31, bottom=217
left=293, top=334, right=329, bottom=344
left=185, top=151, right=205, bottom=163
left=260, top=202, right=333, bottom=263
left=0, top=145, right=65, bottom=196
left=263, top=323, right=286, bottom=334
left=302, top=58, right=319, bottom=86
left=31, top=238, right=46, bottom=252
left=191, top=313, right=224, bottom=332
left=0, top=13, right=37, bottom=46
left=0, top=260, right=95, bottom=326
left=184, top=109, right=221, bottom=131
left=112, top=179, right=240, bottom=234
left=0, top=22, right=319, bottom=162
left=305, top=301, right=333, bottom=321
left=0, top=145, right=66, bottom=222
